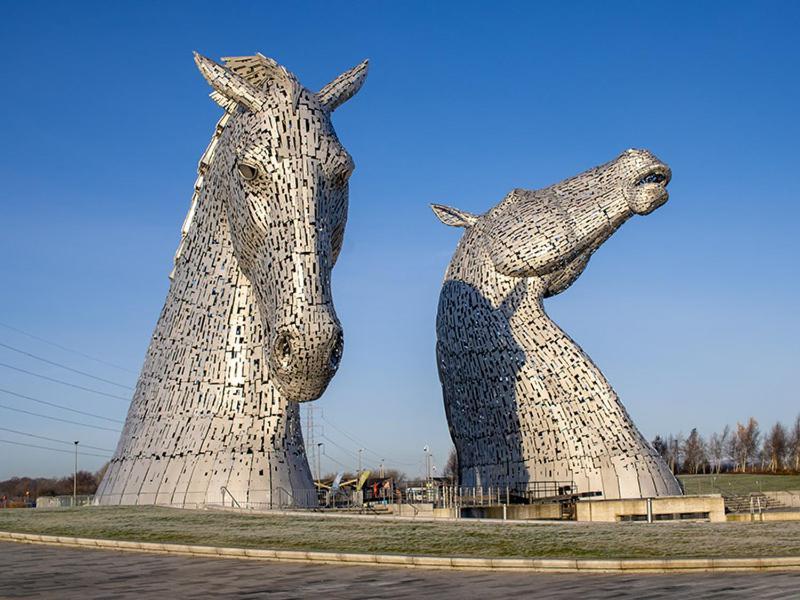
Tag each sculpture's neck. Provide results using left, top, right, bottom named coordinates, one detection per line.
left=169, top=158, right=242, bottom=342
left=163, top=148, right=277, bottom=395
left=444, top=226, right=547, bottom=315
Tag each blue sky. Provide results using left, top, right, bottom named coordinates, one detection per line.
left=1, top=1, right=798, bottom=479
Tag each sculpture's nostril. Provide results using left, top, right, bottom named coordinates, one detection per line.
left=329, top=331, right=344, bottom=371
left=274, top=332, right=293, bottom=370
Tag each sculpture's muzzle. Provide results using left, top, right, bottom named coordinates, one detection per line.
left=268, top=307, right=343, bottom=402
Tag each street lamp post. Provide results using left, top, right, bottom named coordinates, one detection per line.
left=423, top=446, right=431, bottom=482
left=73, top=441, right=79, bottom=507
left=316, top=442, right=324, bottom=484
left=358, top=448, right=363, bottom=476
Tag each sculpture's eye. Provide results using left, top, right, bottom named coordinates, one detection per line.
left=237, top=162, right=258, bottom=181
left=636, top=172, right=667, bottom=186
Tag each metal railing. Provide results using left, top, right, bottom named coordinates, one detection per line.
left=431, top=481, right=578, bottom=508
left=521, top=480, right=577, bottom=500
left=85, top=480, right=590, bottom=513
left=35, top=495, right=94, bottom=509
left=220, top=486, right=241, bottom=508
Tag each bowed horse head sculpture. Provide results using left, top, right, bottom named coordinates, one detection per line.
left=432, top=148, right=681, bottom=499
left=195, top=52, right=368, bottom=402
left=433, top=148, right=671, bottom=285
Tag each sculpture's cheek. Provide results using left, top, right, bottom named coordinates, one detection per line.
left=484, top=197, right=577, bottom=278
left=487, top=237, right=575, bottom=279
left=244, top=193, right=273, bottom=233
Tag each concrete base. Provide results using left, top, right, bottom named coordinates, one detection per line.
left=389, top=503, right=435, bottom=517
left=576, top=495, right=725, bottom=523
left=384, top=503, right=563, bottom=520
left=727, top=511, right=800, bottom=522
left=763, top=491, right=800, bottom=508
left=460, top=504, right=563, bottom=520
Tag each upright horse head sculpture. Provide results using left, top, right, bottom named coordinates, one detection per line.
left=433, top=149, right=683, bottom=499
left=95, top=53, right=367, bottom=508
left=195, top=52, right=364, bottom=402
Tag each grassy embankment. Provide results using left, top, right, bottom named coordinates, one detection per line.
left=2, top=506, right=800, bottom=559
left=678, top=474, right=800, bottom=495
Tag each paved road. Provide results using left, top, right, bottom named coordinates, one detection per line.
left=1, top=542, right=799, bottom=599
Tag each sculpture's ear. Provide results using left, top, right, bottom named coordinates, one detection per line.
left=431, top=204, right=478, bottom=228
left=194, top=52, right=268, bottom=112
left=317, top=60, right=369, bottom=112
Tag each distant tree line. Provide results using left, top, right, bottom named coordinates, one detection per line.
left=0, top=464, right=108, bottom=502
left=652, top=414, right=800, bottom=475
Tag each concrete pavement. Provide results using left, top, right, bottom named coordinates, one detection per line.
left=1, top=542, right=799, bottom=599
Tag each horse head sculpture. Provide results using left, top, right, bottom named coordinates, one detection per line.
left=432, top=149, right=681, bottom=499
left=433, top=149, right=670, bottom=289
left=195, top=53, right=367, bottom=402
left=95, top=53, right=367, bottom=508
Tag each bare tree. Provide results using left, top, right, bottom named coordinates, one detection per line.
left=744, top=417, right=761, bottom=472
left=652, top=435, right=668, bottom=460
left=763, top=422, right=788, bottom=472
left=734, top=422, right=747, bottom=471
left=726, top=426, right=741, bottom=472
left=789, top=414, right=800, bottom=472
left=665, top=433, right=684, bottom=473
left=732, top=417, right=761, bottom=473
left=708, top=425, right=729, bottom=474
left=443, top=447, right=459, bottom=484
left=682, top=428, right=706, bottom=474
left=381, top=469, right=408, bottom=485
left=733, top=418, right=760, bottom=472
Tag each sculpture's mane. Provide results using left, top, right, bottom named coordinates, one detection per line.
left=169, top=54, right=295, bottom=279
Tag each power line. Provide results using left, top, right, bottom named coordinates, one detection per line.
left=320, top=449, right=349, bottom=471
left=0, top=362, right=131, bottom=403
left=0, top=388, right=123, bottom=424
left=0, top=426, right=114, bottom=453
left=0, top=341, right=134, bottom=390
left=0, top=438, right=110, bottom=459
left=0, top=403, right=121, bottom=433
left=320, top=416, right=381, bottom=456
left=320, top=434, right=364, bottom=465
left=321, top=415, right=418, bottom=467
left=0, top=321, right=136, bottom=374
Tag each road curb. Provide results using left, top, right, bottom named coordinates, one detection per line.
left=2, top=531, right=800, bottom=573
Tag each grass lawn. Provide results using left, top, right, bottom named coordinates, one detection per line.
left=2, top=506, right=800, bottom=559
left=679, top=474, right=800, bottom=496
